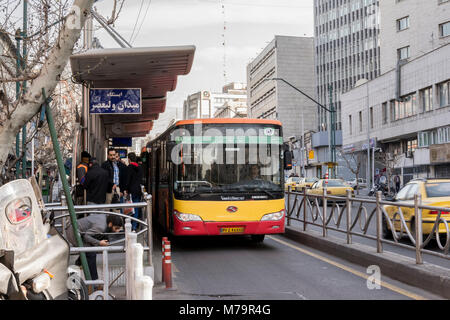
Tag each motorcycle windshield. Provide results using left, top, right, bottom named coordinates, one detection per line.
left=0, top=180, right=46, bottom=256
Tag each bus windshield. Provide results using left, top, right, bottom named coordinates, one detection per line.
left=171, top=123, right=283, bottom=199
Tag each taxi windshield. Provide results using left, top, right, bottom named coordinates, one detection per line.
left=425, top=182, right=450, bottom=198
left=326, top=180, right=347, bottom=187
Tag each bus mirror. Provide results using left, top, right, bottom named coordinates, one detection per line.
left=166, top=141, right=176, bottom=162
left=284, top=150, right=293, bottom=170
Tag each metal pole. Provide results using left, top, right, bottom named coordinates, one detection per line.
left=322, top=187, right=327, bottom=237
left=328, top=85, right=333, bottom=179
left=15, top=33, right=21, bottom=179
left=145, top=194, right=153, bottom=266
left=42, top=89, right=91, bottom=281
left=376, top=191, right=383, bottom=253
left=102, top=250, right=109, bottom=300
left=414, top=193, right=423, bottom=264
left=287, top=186, right=291, bottom=226
left=346, top=189, right=352, bottom=244
left=366, top=83, right=371, bottom=190
left=303, top=187, right=307, bottom=231
left=21, top=0, right=28, bottom=179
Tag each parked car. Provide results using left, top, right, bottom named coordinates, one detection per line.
left=382, top=178, right=450, bottom=241
left=306, top=179, right=354, bottom=205
left=348, top=178, right=367, bottom=190
left=297, top=177, right=319, bottom=189
left=285, top=176, right=301, bottom=191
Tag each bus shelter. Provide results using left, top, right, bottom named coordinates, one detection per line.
left=69, top=46, right=195, bottom=160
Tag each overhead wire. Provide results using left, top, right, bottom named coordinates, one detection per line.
left=131, top=0, right=151, bottom=44
left=129, top=0, right=145, bottom=43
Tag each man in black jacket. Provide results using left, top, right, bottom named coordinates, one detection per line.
left=102, top=148, right=128, bottom=204
left=82, top=158, right=109, bottom=205
left=124, top=152, right=143, bottom=231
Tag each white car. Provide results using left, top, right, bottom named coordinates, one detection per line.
left=348, top=178, right=367, bottom=190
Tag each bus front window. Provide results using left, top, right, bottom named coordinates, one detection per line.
left=173, top=140, right=283, bottom=199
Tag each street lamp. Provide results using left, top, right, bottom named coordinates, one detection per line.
left=263, top=77, right=337, bottom=177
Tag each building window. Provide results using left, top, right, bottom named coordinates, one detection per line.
left=370, top=106, right=374, bottom=129
left=421, top=87, right=433, bottom=112
left=438, top=80, right=450, bottom=107
left=397, top=46, right=410, bottom=60
left=359, top=111, right=362, bottom=132
left=382, top=102, right=388, bottom=124
left=407, top=138, right=418, bottom=153
left=348, top=115, right=352, bottom=135
left=439, top=21, right=450, bottom=37
left=418, top=132, right=430, bottom=148
left=437, top=127, right=450, bottom=144
left=397, top=16, right=409, bottom=31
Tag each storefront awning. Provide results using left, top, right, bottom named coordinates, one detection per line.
left=70, top=46, right=195, bottom=137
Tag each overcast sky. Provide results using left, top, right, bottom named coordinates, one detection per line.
left=93, top=0, right=314, bottom=136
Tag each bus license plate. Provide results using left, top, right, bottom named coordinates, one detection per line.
left=220, top=227, right=245, bottom=234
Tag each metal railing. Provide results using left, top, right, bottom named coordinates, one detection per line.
left=45, top=194, right=153, bottom=300
left=286, top=187, right=449, bottom=264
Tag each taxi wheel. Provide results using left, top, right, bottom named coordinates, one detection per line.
left=382, top=216, right=393, bottom=240
left=251, top=235, right=265, bottom=243
left=410, top=218, right=426, bottom=245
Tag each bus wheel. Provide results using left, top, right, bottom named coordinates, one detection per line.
left=251, top=235, right=265, bottom=243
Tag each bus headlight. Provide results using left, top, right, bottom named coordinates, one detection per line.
left=261, top=209, right=285, bottom=221
left=174, top=210, right=203, bottom=222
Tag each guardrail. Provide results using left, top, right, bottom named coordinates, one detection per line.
left=286, top=187, right=449, bottom=264
left=45, top=194, right=153, bottom=300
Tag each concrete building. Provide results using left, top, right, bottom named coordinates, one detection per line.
left=379, top=0, right=450, bottom=74
left=214, top=100, right=248, bottom=118
left=247, top=36, right=316, bottom=141
left=183, top=82, right=247, bottom=119
left=312, top=0, right=381, bottom=179
left=342, top=43, right=450, bottom=185
left=341, top=0, right=450, bottom=185
left=246, top=35, right=317, bottom=177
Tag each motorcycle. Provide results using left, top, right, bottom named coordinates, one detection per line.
left=0, top=179, right=87, bottom=300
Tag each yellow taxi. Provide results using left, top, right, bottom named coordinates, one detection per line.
left=298, top=177, right=319, bottom=189
left=285, top=176, right=301, bottom=191
left=382, top=179, right=450, bottom=240
left=306, top=179, right=354, bottom=204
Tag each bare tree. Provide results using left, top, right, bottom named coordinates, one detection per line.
left=339, top=148, right=363, bottom=195
left=0, top=1, right=124, bottom=185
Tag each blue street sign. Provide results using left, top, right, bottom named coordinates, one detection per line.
left=89, top=88, right=142, bottom=114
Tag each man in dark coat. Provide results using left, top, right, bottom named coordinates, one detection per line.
left=66, top=214, right=123, bottom=280
left=82, top=158, right=109, bottom=205
left=124, top=152, right=143, bottom=231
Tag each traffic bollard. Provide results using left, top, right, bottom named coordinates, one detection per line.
left=161, top=236, right=168, bottom=283
left=164, top=239, right=172, bottom=289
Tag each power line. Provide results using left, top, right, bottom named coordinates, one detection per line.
left=129, top=0, right=145, bottom=43
left=131, top=0, right=151, bottom=44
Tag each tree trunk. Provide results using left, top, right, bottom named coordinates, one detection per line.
left=0, top=0, right=94, bottom=178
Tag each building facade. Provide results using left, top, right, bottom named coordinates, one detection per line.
left=341, top=0, right=450, bottom=185
left=247, top=36, right=317, bottom=141
left=342, top=43, right=450, bottom=185
left=379, top=0, right=450, bottom=74
left=183, top=82, right=247, bottom=120
left=311, top=0, right=381, bottom=180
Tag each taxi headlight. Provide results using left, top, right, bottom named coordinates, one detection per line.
left=261, top=210, right=285, bottom=221
left=174, top=210, right=202, bottom=222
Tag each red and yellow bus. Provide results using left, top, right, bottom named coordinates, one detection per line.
left=146, top=118, right=289, bottom=242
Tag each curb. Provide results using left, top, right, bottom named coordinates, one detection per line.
left=284, top=226, right=450, bottom=299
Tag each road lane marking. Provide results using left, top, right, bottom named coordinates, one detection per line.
left=267, top=236, right=428, bottom=300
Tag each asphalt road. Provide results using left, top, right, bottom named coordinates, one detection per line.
left=158, top=233, right=443, bottom=300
